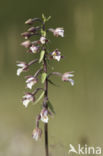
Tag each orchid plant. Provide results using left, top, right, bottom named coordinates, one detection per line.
left=16, top=14, right=74, bottom=156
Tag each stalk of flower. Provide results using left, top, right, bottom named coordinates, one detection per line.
left=17, top=14, right=75, bottom=156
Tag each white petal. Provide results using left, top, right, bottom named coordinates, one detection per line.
left=33, top=132, right=38, bottom=141
left=30, top=46, right=37, bottom=53
left=17, top=68, right=23, bottom=76
left=53, top=56, right=61, bottom=61
left=26, top=77, right=34, bottom=83
left=68, top=74, right=74, bottom=77
left=69, top=79, right=74, bottom=86
left=27, top=81, right=35, bottom=89
left=17, top=63, right=25, bottom=67
left=41, top=116, right=49, bottom=123
left=23, top=99, right=30, bottom=107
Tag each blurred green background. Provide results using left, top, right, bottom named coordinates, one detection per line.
left=0, top=0, right=103, bottom=155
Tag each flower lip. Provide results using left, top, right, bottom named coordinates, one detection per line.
left=30, top=45, right=39, bottom=53
left=25, top=76, right=38, bottom=89
left=62, top=72, right=74, bottom=86
left=49, top=27, right=64, bottom=37
left=40, top=108, right=49, bottom=123
left=32, top=128, right=42, bottom=141
left=22, top=93, right=34, bottom=107
left=40, top=36, right=48, bottom=44
left=16, top=62, right=28, bottom=76
left=50, top=49, right=61, bottom=61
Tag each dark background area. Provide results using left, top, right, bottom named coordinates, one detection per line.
left=0, top=0, right=103, bottom=155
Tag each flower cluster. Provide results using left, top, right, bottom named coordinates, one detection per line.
left=16, top=14, right=74, bottom=141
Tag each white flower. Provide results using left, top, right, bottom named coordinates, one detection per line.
left=51, top=49, right=61, bottom=61
left=26, top=76, right=38, bottom=89
left=40, top=36, right=46, bottom=44
left=49, top=28, right=64, bottom=37
left=21, top=40, right=31, bottom=48
left=22, top=93, right=34, bottom=107
left=30, top=45, right=39, bottom=53
left=62, top=72, right=74, bottom=86
left=54, top=28, right=64, bottom=37
left=16, top=62, right=28, bottom=76
left=32, top=128, right=42, bottom=141
left=40, top=109, right=49, bottom=123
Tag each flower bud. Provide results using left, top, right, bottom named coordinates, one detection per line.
left=21, top=40, right=31, bottom=48
left=28, top=26, right=40, bottom=32
left=21, top=32, right=32, bottom=39
left=25, top=18, right=41, bottom=25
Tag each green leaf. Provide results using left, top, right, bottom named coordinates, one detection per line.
left=41, top=72, right=47, bottom=83
left=46, top=16, right=51, bottom=21
left=39, top=50, right=45, bottom=63
left=41, top=29, right=46, bottom=37
left=33, top=91, right=45, bottom=105
left=47, top=101, right=55, bottom=114
left=48, top=79, right=58, bottom=87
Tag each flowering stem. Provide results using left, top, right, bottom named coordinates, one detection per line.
left=42, top=20, right=49, bottom=156
left=43, top=53, right=49, bottom=156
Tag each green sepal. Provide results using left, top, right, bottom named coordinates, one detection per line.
left=41, top=72, right=47, bottom=83
left=47, top=100, right=55, bottom=114
left=39, top=50, right=45, bottom=63
left=33, top=91, right=45, bottom=105
left=48, top=79, right=58, bottom=87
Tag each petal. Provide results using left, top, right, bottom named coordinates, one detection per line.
left=41, top=116, right=49, bottom=123
left=17, top=68, right=23, bottom=76
left=69, top=79, right=74, bottom=86
left=23, top=99, right=30, bottom=107
left=53, top=56, right=61, bottom=61
left=27, top=81, right=35, bottom=89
